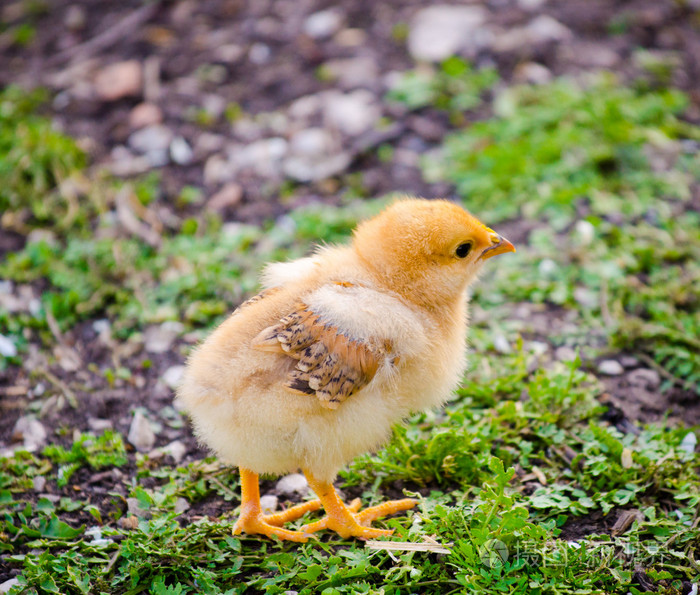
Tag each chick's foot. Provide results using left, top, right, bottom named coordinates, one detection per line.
left=303, top=470, right=416, bottom=540
left=233, top=468, right=319, bottom=542
left=233, top=510, right=311, bottom=542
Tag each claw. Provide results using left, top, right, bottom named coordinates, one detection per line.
left=233, top=468, right=319, bottom=542
left=302, top=470, right=416, bottom=540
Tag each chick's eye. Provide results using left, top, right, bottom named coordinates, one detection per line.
left=455, top=242, right=473, bottom=258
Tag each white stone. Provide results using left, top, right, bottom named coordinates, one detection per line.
left=170, top=137, right=193, bottom=165
left=276, top=473, right=309, bottom=496
left=129, top=124, right=173, bottom=156
left=0, top=579, right=19, bottom=594
left=680, top=432, right=697, bottom=455
left=144, top=321, right=184, bottom=354
left=555, top=346, right=577, bottom=362
left=88, top=417, right=113, bottom=432
left=175, top=497, right=190, bottom=514
left=85, top=525, right=112, bottom=546
left=324, top=57, right=379, bottom=89
left=162, top=365, right=186, bottom=390
left=126, top=497, right=150, bottom=518
left=493, top=16, right=572, bottom=53
left=289, top=127, right=334, bottom=156
left=128, top=410, right=156, bottom=452
left=13, top=416, right=47, bottom=449
left=513, top=62, right=553, bottom=85
left=207, top=183, right=243, bottom=211
left=64, top=5, right=87, bottom=30
left=408, top=5, right=488, bottom=62
left=260, top=494, right=279, bottom=515
left=527, top=15, right=573, bottom=43
left=289, top=94, right=323, bottom=121
left=284, top=152, right=351, bottom=182
left=575, top=220, right=595, bottom=246
left=323, top=90, right=380, bottom=136
left=33, top=476, right=46, bottom=492
left=94, top=60, right=142, bottom=101
left=129, top=102, right=163, bottom=129
left=538, top=259, right=557, bottom=276
left=249, top=43, right=271, bottom=64
left=529, top=341, right=549, bottom=356
left=0, top=334, right=17, bottom=357
left=304, top=9, right=343, bottom=39
left=493, top=334, right=511, bottom=354
left=627, top=368, right=661, bottom=390
left=518, top=0, right=546, bottom=9
left=203, top=154, right=231, bottom=186
left=573, top=287, right=598, bottom=309
left=160, top=440, right=187, bottom=464
left=232, top=138, right=288, bottom=177
left=598, top=359, right=624, bottom=376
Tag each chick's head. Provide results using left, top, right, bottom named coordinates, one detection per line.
left=353, top=198, right=515, bottom=308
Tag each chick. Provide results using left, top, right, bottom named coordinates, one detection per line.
left=177, top=198, right=515, bottom=542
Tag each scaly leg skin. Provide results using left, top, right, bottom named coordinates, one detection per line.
left=301, top=469, right=417, bottom=540
left=232, top=468, right=321, bottom=542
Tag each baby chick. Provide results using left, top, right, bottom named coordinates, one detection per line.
left=177, top=198, right=515, bottom=542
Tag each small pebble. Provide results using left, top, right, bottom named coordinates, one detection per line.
left=493, top=334, right=511, bottom=354
left=126, top=497, right=150, bottom=518
left=679, top=432, right=697, bottom=455
left=0, top=579, right=19, bottom=594
left=260, top=494, right=279, bottom=514
left=303, top=9, right=343, bottom=39
left=619, top=356, right=640, bottom=368
left=94, top=60, right=143, bottom=101
left=118, top=515, right=140, bottom=530
left=276, top=473, right=309, bottom=496
left=162, top=365, right=186, bottom=390
left=170, top=136, right=194, bottom=165
left=574, top=220, right=596, bottom=246
left=597, top=359, right=624, bottom=376
left=174, top=497, right=190, bottom=514
left=128, top=410, right=156, bottom=452
left=160, top=440, right=187, bottom=464
left=88, top=417, right=113, bottom=432
left=33, top=476, right=47, bottom=492
left=627, top=368, right=661, bottom=390
left=249, top=43, right=271, bottom=64
left=64, top=5, right=87, bottom=30
left=555, top=346, right=577, bottom=362
left=207, top=183, right=243, bottom=211
left=129, top=102, right=163, bottom=129
left=538, top=259, right=557, bottom=276
left=13, top=416, right=47, bottom=450
left=0, top=333, right=17, bottom=357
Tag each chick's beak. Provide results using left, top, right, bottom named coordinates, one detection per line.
left=480, top=235, right=516, bottom=260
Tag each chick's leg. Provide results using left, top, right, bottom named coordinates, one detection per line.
left=301, top=470, right=416, bottom=539
left=232, top=468, right=319, bottom=542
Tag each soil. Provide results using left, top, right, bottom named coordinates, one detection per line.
left=1, top=0, right=699, bottom=556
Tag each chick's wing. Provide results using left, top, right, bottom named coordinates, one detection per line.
left=250, top=283, right=404, bottom=410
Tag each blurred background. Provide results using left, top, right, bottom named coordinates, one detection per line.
left=2, top=0, right=700, bottom=462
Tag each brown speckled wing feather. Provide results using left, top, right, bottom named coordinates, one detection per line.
left=232, top=288, right=281, bottom=316
left=251, top=301, right=388, bottom=410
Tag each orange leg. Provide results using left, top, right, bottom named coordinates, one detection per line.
left=232, top=468, right=321, bottom=542
left=300, top=469, right=416, bottom=540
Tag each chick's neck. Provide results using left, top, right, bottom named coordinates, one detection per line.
left=353, top=244, right=470, bottom=327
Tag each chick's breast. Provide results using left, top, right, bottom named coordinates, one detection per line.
left=177, top=250, right=469, bottom=482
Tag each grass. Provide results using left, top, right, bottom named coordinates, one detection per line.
left=2, top=355, right=698, bottom=593
left=1, top=62, right=699, bottom=594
